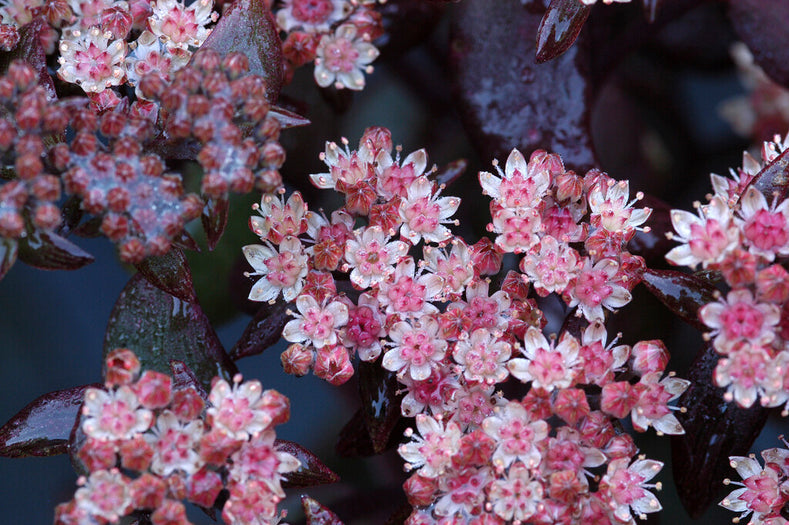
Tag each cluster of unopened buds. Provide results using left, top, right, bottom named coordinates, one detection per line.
left=55, top=348, right=298, bottom=525
left=242, top=126, right=690, bottom=522
left=666, top=133, right=789, bottom=411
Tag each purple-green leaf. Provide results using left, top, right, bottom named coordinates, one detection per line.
left=17, top=220, right=94, bottom=270
left=201, top=195, right=229, bottom=251
left=747, top=143, right=789, bottom=201
left=0, top=384, right=100, bottom=458
left=302, top=496, right=344, bottom=525
left=672, top=343, right=769, bottom=517
left=450, top=0, right=596, bottom=172
left=640, top=268, right=717, bottom=331
left=0, top=237, right=17, bottom=281
left=276, top=439, right=340, bottom=488
left=199, top=0, right=283, bottom=103
left=135, top=247, right=198, bottom=303
left=358, top=361, right=402, bottom=454
left=536, top=0, right=591, bottom=63
left=230, top=299, right=290, bottom=360
left=729, top=0, right=789, bottom=90
left=103, top=273, right=237, bottom=389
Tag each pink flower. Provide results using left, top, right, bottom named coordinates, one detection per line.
left=310, top=138, right=375, bottom=190
left=314, top=24, right=379, bottom=90
left=588, top=178, right=650, bottom=236
left=74, top=469, right=132, bottom=522
left=125, top=30, right=188, bottom=99
left=282, top=294, right=348, bottom=349
left=207, top=377, right=279, bottom=440
left=519, top=235, right=579, bottom=297
left=630, top=372, right=688, bottom=435
left=344, top=225, right=409, bottom=288
left=482, top=400, right=548, bottom=469
left=276, top=0, right=349, bottom=32
left=422, top=240, right=474, bottom=297
left=564, top=257, right=632, bottom=321
left=340, top=292, right=385, bottom=361
left=383, top=315, right=447, bottom=381
left=507, top=327, right=581, bottom=391
left=479, top=148, right=551, bottom=210
left=58, top=27, right=127, bottom=93
left=666, top=196, right=740, bottom=268
left=714, top=343, right=771, bottom=408
left=453, top=328, right=512, bottom=385
left=398, top=176, right=460, bottom=245
left=82, top=386, right=153, bottom=441
left=398, top=414, right=461, bottom=478
left=736, top=186, right=789, bottom=261
left=599, top=458, right=663, bottom=522
left=487, top=461, right=544, bottom=522
left=377, top=257, right=443, bottom=318
left=376, top=147, right=428, bottom=200
left=720, top=454, right=784, bottom=524
left=146, top=410, right=204, bottom=475
left=250, top=191, right=308, bottom=244
left=148, top=0, right=215, bottom=50
left=228, top=430, right=300, bottom=495
left=699, top=288, right=780, bottom=354
left=243, top=236, right=309, bottom=302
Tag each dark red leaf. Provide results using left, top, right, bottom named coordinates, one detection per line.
left=0, top=237, right=17, bottom=281
left=17, top=220, right=94, bottom=270
left=434, top=159, right=468, bottom=188
left=0, top=384, right=100, bottom=458
left=199, top=0, right=283, bottom=103
left=173, top=230, right=200, bottom=252
left=169, top=360, right=208, bottom=400
left=450, top=0, right=596, bottom=172
left=747, top=143, right=789, bottom=202
left=72, top=216, right=103, bottom=238
left=103, top=273, right=237, bottom=389
left=135, top=248, right=198, bottom=303
left=672, top=343, right=769, bottom=518
left=536, top=0, right=591, bottom=63
left=57, top=196, right=84, bottom=238
left=0, top=17, right=55, bottom=98
left=201, top=196, right=229, bottom=251
left=640, top=268, right=717, bottom=331
left=358, top=361, right=402, bottom=454
left=268, top=105, right=311, bottom=129
left=377, top=0, right=446, bottom=54
left=276, top=439, right=340, bottom=488
left=302, top=496, right=344, bottom=525
left=729, top=0, right=789, bottom=90
left=336, top=409, right=374, bottom=457
left=229, top=300, right=290, bottom=360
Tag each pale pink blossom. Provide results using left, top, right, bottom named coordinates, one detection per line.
left=74, top=469, right=132, bottom=523
left=207, top=378, right=277, bottom=440
left=398, top=176, right=460, bottom=245
left=148, top=0, right=215, bottom=50
left=146, top=410, right=204, bottom=475
left=340, top=292, right=385, bottom=361
left=479, top=148, right=551, bottom=210
left=487, top=461, right=543, bottom=522
left=398, top=414, right=461, bottom=478
left=310, top=138, right=375, bottom=190
left=599, top=458, right=663, bottom=522
left=314, top=24, right=379, bottom=90
left=482, top=400, right=548, bottom=469
left=82, top=386, right=153, bottom=441
left=399, top=365, right=459, bottom=418
left=58, top=27, right=127, bottom=93
left=282, top=294, right=349, bottom=349
left=377, top=257, right=443, bottom=317
left=383, top=315, right=447, bottom=381
left=736, top=186, right=789, bottom=261
left=490, top=206, right=542, bottom=253
left=375, top=147, right=428, bottom=200
left=344, top=225, right=408, bottom=288
left=507, top=327, right=581, bottom=391
left=434, top=465, right=492, bottom=518
left=422, top=240, right=474, bottom=297
left=276, top=0, right=349, bottom=32
left=720, top=454, right=783, bottom=524
left=564, top=257, right=632, bottom=321
left=228, top=430, right=300, bottom=496
left=666, top=196, right=740, bottom=268
left=243, top=236, right=309, bottom=302
left=630, top=372, right=689, bottom=435
left=0, top=0, right=44, bottom=25
left=519, top=235, right=579, bottom=296
left=453, top=327, right=511, bottom=385
left=576, top=319, right=630, bottom=386
left=588, top=178, right=651, bottom=236
left=699, top=288, right=780, bottom=354
left=250, top=191, right=308, bottom=244
left=714, top=343, right=771, bottom=408
left=125, top=30, right=188, bottom=98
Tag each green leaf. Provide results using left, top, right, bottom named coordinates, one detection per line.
left=103, top=273, right=237, bottom=390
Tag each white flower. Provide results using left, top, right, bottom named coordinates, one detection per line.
left=665, top=196, right=740, bottom=268
left=276, top=0, right=349, bottom=32
left=398, top=176, right=460, bottom=245
left=282, top=294, right=348, bottom=349
left=398, top=414, right=461, bottom=478
left=82, top=386, right=152, bottom=441
left=344, top=225, right=408, bottom=289
left=243, top=236, right=309, bottom=302
left=58, top=27, right=127, bottom=93
left=314, top=24, right=379, bottom=91
left=146, top=410, right=204, bottom=475
left=148, top=0, right=215, bottom=50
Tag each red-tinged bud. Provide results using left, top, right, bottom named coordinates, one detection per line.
left=31, top=175, right=60, bottom=201
left=128, top=0, right=152, bottom=28
left=199, top=429, right=241, bottom=466
left=101, top=213, right=129, bottom=241
left=282, top=31, right=318, bottom=67
left=202, top=171, right=228, bottom=198
left=87, top=89, right=122, bottom=115
left=600, top=381, right=638, bottom=419
left=631, top=340, right=669, bottom=375
left=71, top=109, right=98, bottom=132
left=101, top=6, right=133, bottom=39
left=555, top=171, right=583, bottom=202
left=120, top=237, right=146, bottom=263
left=77, top=437, right=118, bottom=472
left=348, top=7, right=383, bottom=41
left=360, top=126, right=392, bottom=154
left=259, top=389, right=291, bottom=426
left=756, top=264, right=789, bottom=303
left=151, top=498, right=187, bottom=525
left=186, top=468, right=223, bottom=508
left=7, top=60, right=36, bottom=90
left=0, top=210, right=23, bottom=238
left=577, top=411, right=615, bottom=449
left=281, top=343, right=314, bottom=377
left=221, top=52, right=250, bottom=78
left=604, top=434, right=637, bottom=460
left=33, top=202, right=61, bottom=230
left=105, top=348, right=141, bottom=386
left=403, top=474, right=438, bottom=507
left=119, top=434, right=154, bottom=471
left=193, top=48, right=222, bottom=72
left=313, top=345, right=354, bottom=385
left=134, top=370, right=172, bottom=409
left=469, top=237, right=503, bottom=276
left=130, top=473, right=166, bottom=509
left=551, top=387, right=590, bottom=426
left=171, top=387, right=205, bottom=421
left=0, top=24, right=19, bottom=51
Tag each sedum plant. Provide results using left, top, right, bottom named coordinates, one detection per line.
left=3, top=0, right=789, bottom=524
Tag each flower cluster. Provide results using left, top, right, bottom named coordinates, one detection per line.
left=720, top=440, right=789, bottom=525
left=54, top=348, right=299, bottom=525
left=273, top=0, right=382, bottom=90
left=666, top=133, right=789, bottom=410
left=140, top=48, right=286, bottom=197
left=242, top=127, right=688, bottom=522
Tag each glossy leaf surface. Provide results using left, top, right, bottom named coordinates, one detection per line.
left=640, top=268, right=717, bottom=331
left=201, top=196, right=229, bottom=251
left=199, top=0, right=283, bottom=103
left=17, top=222, right=94, bottom=270
left=103, top=273, right=237, bottom=389
left=358, top=361, right=402, bottom=454
left=135, top=248, right=198, bottom=303
left=230, top=299, right=290, bottom=360
left=729, top=0, right=789, bottom=89
left=302, top=496, right=344, bottom=525
left=536, top=0, right=591, bottom=63
left=277, top=439, right=340, bottom=488
left=748, top=144, right=789, bottom=202
left=450, top=0, right=596, bottom=172
left=0, top=237, right=17, bottom=281
left=0, top=384, right=100, bottom=457
left=269, top=105, right=311, bottom=129
left=672, top=343, right=769, bottom=517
